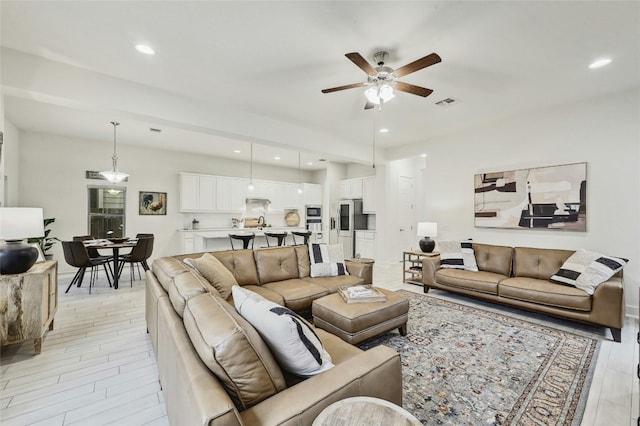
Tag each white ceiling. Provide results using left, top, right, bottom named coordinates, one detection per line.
left=1, top=1, right=639, bottom=170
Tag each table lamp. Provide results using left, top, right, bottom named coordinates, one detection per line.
left=417, top=222, right=437, bottom=253
left=0, top=207, right=45, bottom=275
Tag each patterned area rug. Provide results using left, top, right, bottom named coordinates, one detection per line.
left=357, top=290, right=600, bottom=425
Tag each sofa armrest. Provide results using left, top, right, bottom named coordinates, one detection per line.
left=240, top=345, right=402, bottom=426
left=422, top=256, right=441, bottom=287
left=344, top=260, right=373, bottom=284
left=590, top=277, right=625, bottom=329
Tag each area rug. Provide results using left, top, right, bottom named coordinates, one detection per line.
left=357, top=290, right=600, bottom=425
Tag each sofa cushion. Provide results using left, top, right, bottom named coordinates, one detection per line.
left=254, top=247, right=300, bottom=284
left=294, top=245, right=311, bottom=278
left=304, top=274, right=364, bottom=292
left=262, top=279, right=330, bottom=312
left=435, top=269, right=503, bottom=294
left=212, top=250, right=260, bottom=285
left=187, top=253, right=238, bottom=300
left=308, top=243, right=349, bottom=277
left=239, top=284, right=285, bottom=306
left=168, top=270, right=213, bottom=317
left=550, top=249, right=627, bottom=295
left=473, top=243, right=513, bottom=276
left=183, top=293, right=287, bottom=410
left=151, top=257, right=190, bottom=292
left=233, top=286, right=334, bottom=377
left=513, top=247, right=574, bottom=280
left=499, top=277, right=592, bottom=311
left=438, top=240, right=478, bottom=271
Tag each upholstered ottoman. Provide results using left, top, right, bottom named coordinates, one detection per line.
left=312, top=288, right=409, bottom=345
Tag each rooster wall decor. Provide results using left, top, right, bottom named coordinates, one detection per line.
left=139, top=191, right=166, bottom=215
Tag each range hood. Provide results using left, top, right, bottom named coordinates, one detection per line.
left=246, top=197, right=271, bottom=204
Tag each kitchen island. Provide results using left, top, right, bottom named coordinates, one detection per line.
left=179, top=227, right=311, bottom=253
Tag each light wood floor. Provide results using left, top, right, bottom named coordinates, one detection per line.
left=0, top=263, right=637, bottom=426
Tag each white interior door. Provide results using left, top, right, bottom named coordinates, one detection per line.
left=398, top=176, right=414, bottom=257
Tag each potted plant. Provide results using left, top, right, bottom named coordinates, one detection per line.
left=28, top=218, right=59, bottom=260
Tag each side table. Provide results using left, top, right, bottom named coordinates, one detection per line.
left=403, top=250, right=439, bottom=286
left=313, top=396, right=421, bottom=426
left=0, top=260, right=58, bottom=354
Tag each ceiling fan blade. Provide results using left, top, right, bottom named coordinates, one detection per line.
left=345, top=52, right=377, bottom=76
left=394, top=81, right=434, bottom=97
left=393, top=53, right=442, bottom=78
left=321, top=82, right=365, bottom=94
left=364, top=101, right=374, bottom=110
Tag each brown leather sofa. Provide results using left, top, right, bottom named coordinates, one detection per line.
left=422, top=243, right=625, bottom=342
left=145, top=246, right=402, bottom=425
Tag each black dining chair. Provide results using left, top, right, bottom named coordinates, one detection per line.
left=229, top=232, right=255, bottom=250
left=62, top=240, right=112, bottom=294
left=73, top=235, right=114, bottom=278
left=117, top=236, right=154, bottom=287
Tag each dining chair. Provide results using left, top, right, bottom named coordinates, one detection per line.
left=117, top=236, right=154, bottom=287
left=73, top=235, right=114, bottom=278
left=62, top=240, right=112, bottom=294
left=229, top=232, right=255, bottom=250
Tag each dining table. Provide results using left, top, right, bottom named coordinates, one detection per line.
left=83, top=238, right=137, bottom=289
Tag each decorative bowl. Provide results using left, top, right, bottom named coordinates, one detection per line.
left=107, top=237, right=129, bottom=244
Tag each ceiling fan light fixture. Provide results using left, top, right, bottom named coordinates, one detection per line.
left=365, top=82, right=395, bottom=105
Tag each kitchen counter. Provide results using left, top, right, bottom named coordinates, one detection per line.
left=179, top=227, right=312, bottom=253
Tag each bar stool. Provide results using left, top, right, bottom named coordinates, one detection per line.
left=229, top=232, right=255, bottom=250
left=291, top=231, right=312, bottom=245
left=264, top=231, right=288, bottom=247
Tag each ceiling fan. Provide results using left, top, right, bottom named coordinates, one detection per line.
left=321, top=51, right=441, bottom=109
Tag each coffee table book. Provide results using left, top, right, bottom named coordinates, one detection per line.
left=338, top=285, right=387, bottom=304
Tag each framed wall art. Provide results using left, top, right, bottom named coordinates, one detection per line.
left=474, top=162, right=586, bottom=231
left=139, top=191, right=166, bottom=215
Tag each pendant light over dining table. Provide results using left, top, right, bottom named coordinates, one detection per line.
left=99, top=121, right=129, bottom=183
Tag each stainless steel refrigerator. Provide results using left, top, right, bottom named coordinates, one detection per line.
left=337, top=199, right=368, bottom=258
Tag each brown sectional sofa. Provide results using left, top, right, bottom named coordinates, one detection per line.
left=145, top=246, right=403, bottom=426
left=422, top=243, right=625, bottom=342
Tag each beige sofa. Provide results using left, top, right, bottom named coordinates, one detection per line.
left=422, top=243, right=625, bottom=342
left=145, top=246, right=402, bottom=426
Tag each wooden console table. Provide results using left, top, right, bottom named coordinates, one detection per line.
left=403, top=250, right=439, bottom=286
left=0, top=260, right=58, bottom=354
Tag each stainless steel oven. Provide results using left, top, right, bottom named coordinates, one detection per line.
left=305, top=205, right=322, bottom=241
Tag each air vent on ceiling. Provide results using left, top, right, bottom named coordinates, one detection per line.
left=150, top=128, right=162, bottom=132
left=435, top=97, right=460, bottom=107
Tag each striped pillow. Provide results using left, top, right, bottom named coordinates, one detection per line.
left=550, top=249, right=627, bottom=295
left=308, top=243, right=349, bottom=277
left=439, top=240, right=479, bottom=272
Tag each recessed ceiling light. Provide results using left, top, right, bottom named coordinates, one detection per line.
left=307, top=162, right=313, bottom=166
left=589, top=58, right=611, bottom=69
left=420, top=154, right=427, bottom=158
left=274, top=156, right=281, bottom=160
left=233, top=150, right=241, bottom=153
left=135, top=44, right=156, bottom=55
left=379, top=128, right=389, bottom=133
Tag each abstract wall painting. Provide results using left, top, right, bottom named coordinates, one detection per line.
left=474, top=162, right=586, bottom=231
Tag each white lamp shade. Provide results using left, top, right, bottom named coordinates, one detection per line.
left=0, top=208, right=45, bottom=240
left=417, top=222, right=437, bottom=237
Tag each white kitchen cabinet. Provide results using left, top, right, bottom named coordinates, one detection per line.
left=362, top=177, right=376, bottom=213
left=349, top=179, right=363, bottom=199
left=355, top=230, right=376, bottom=259
left=179, top=173, right=216, bottom=212
left=283, top=183, right=300, bottom=209
left=302, top=183, right=322, bottom=206
left=339, top=180, right=351, bottom=199
left=268, top=182, right=285, bottom=213
left=216, top=177, right=247, bottom=212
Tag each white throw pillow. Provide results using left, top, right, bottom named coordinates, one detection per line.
left=551, top=249, right=627, bottom=295
left=232, top=286, right=334, bottom=377
left=308, top=243, right=349, bottom=278
left=438, top=240, right=478, bottom=272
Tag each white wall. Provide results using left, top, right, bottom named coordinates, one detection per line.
left=1, top=116, right=20, bottom=207
left=16, top=130, right=313, bottom=273
left=387, top=90, right=640, bottom=314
